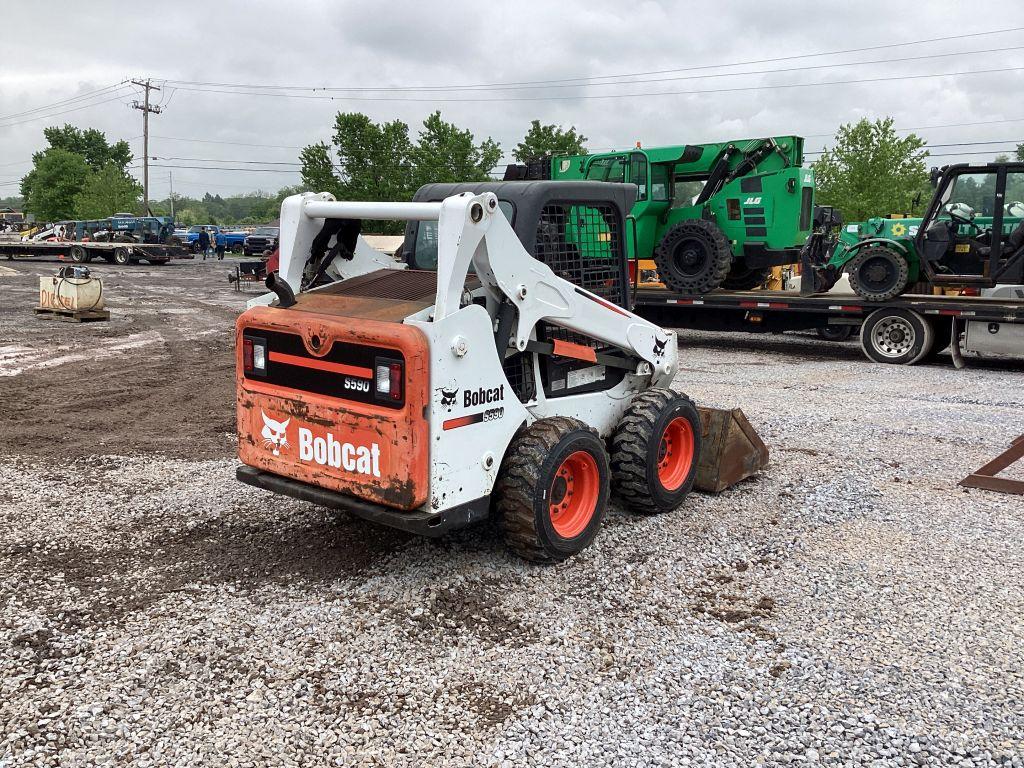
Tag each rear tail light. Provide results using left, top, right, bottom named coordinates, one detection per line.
left=243, top=335, right=267, bottom=375
left=375, top=358, right=403, bottom=402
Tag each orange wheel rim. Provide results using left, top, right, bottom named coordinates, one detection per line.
left=549, top=450, right=600, bottom=539
left=657, top=416, right=695, bottom=491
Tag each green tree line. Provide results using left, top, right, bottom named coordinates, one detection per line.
left=17, top=113, right=1019, bottom=229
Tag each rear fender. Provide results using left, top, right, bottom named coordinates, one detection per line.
left=828, top=237, right=921, bottom=283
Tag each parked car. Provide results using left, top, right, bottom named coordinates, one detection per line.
left=243, top=226, right=279, bottom=257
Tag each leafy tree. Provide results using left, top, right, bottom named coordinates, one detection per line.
left=24, top=149, right=91, bottom=220
left=74, top=163, right=142, bottom=218
left=300, top=111, right=499, bottom=233
left=410, top=111, right=501, bottom=190
left=300, top=142, right=345, bottom=200
left=38, top=125, right=132, bottom=171
left=21, top=125, right=135, bottom=217
left=1015, top=143, right=1024, bottom=162
left=812, top=118, right=930, bottom=221
left=513, top=120, right=587, bottom=161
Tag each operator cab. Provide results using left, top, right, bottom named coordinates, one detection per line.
left=919, top=163, right=1024, bottom=283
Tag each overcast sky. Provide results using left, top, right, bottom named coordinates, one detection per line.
left=3, top=0, right=1024, bottom=203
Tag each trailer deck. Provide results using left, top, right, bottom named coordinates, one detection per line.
left=633, top=288, right=1024, bottom=365
left=0, top=239, right=190, bottom=264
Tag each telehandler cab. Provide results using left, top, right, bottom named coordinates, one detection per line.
left=809, top=162, right=1024, bottom=300
left=235, top=182, right=707, bottom=562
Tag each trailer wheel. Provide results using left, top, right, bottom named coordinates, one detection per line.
left=495, top=417, right=609, bottom=563
left=69, top=245, right=88, bottom=263
left=847, top=246, right=910, bottom=302
left=721, top=264, right=771, bottom=291
left=611, top=388, right=701, bottom=514
left=860, top=307, right=934, bottom=365
left=654, top=220, right=732, bottom=295
left=112, top=248, right=131, bottom=265
left=816, top=325, right=853, bottom=342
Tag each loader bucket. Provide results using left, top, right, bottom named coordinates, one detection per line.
left=695, top=407, right=769, bottom=493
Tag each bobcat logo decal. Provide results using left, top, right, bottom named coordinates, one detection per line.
left=261, top=411, right=291, bottom=456
left=653, top=337, right=667, bottom=357
left=437, top=385, right=459, bottom=412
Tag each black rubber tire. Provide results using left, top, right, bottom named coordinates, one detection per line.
left=69, top=245, right=88, bottom=263
left=495, top=417, right=610, bottom=563
left=860, top=308, right=934, bottom=365
left=847, top=246, right=910, bottom=302
left=816, top=325, right=853, bottom=342
left=653, top=220, right=732, bottom=295
left=112, top=247, right=131, bottom=265
left=192, top=241, right=202, bottom=254
left=232, top=243, right=243, bottom=254
left=611, top=388, right=702, bottom=514
left=721, top=264, right=771, bottom=291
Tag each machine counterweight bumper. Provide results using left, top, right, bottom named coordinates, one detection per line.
left=236, top=466, right=489, bottom=537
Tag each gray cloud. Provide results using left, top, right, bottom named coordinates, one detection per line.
left=2, top=0, right=1023, bottom=202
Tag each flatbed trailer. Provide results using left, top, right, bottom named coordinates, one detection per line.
left=0, top=239, right=191, bottom=265
left=633, top=288, right=1024, bottom=365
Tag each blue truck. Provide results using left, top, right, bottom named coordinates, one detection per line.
left=183, top=225, right=247, bottom=254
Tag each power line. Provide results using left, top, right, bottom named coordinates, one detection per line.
left=164, top=44, right=1024, bottom=95
left=151, top=156, right=304, bottom=166
left=146, top=164, right=302, bottom=173
left=0, top=81, right=128, bottom=122
left=163, top=25, right=1024, bottom=92
left=0, top=91, right=133, bottom=128
left=168, top=65, right=1024, bottom=103
left=149, top=134, right=305, bottom=149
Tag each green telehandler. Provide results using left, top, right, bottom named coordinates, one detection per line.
left=806, top=162, right=1024, bottom=300
left=506, top=136, right=815, bottom=293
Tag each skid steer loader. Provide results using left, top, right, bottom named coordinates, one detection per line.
left=236, top=182, right=754, bottom=562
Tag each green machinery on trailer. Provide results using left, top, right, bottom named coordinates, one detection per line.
left=506, top=136, right=816, bottom=293
left=807, top=162, right=1024, bottom=300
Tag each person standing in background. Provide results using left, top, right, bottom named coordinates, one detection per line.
left=198, top=227, right=211, bottom=260
left=215, top=230, right=227, bottom=260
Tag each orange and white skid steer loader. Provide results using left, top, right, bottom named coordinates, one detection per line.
left=235, top=181, right=702, bottom=562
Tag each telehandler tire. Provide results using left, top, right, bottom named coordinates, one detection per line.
left=847, top=246, right=910, bottom=302
left=653, top=220, right=732, bottom=295
left=611, top=388, right=701, bottom=514
left=495, top=417, right=610, bottom=563
left=721, top=264, right=771, bottom=291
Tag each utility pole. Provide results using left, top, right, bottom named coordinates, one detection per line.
left=169, top=172, right=174, bottom=217
left=131, top=79, right=162, bottom=215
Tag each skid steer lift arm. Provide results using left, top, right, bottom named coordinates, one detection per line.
left=276, top=191, right=677, bottom=376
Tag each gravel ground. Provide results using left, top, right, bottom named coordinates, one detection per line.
left=1, top=258, right=1023, bottom=766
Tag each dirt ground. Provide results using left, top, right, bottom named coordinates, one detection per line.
left=1, top=255, right=1022, bottom=766
left=0, top=258, right=243, bottom=459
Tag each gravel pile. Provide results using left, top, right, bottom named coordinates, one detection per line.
left=2, top=261, right=1023, bottom=766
